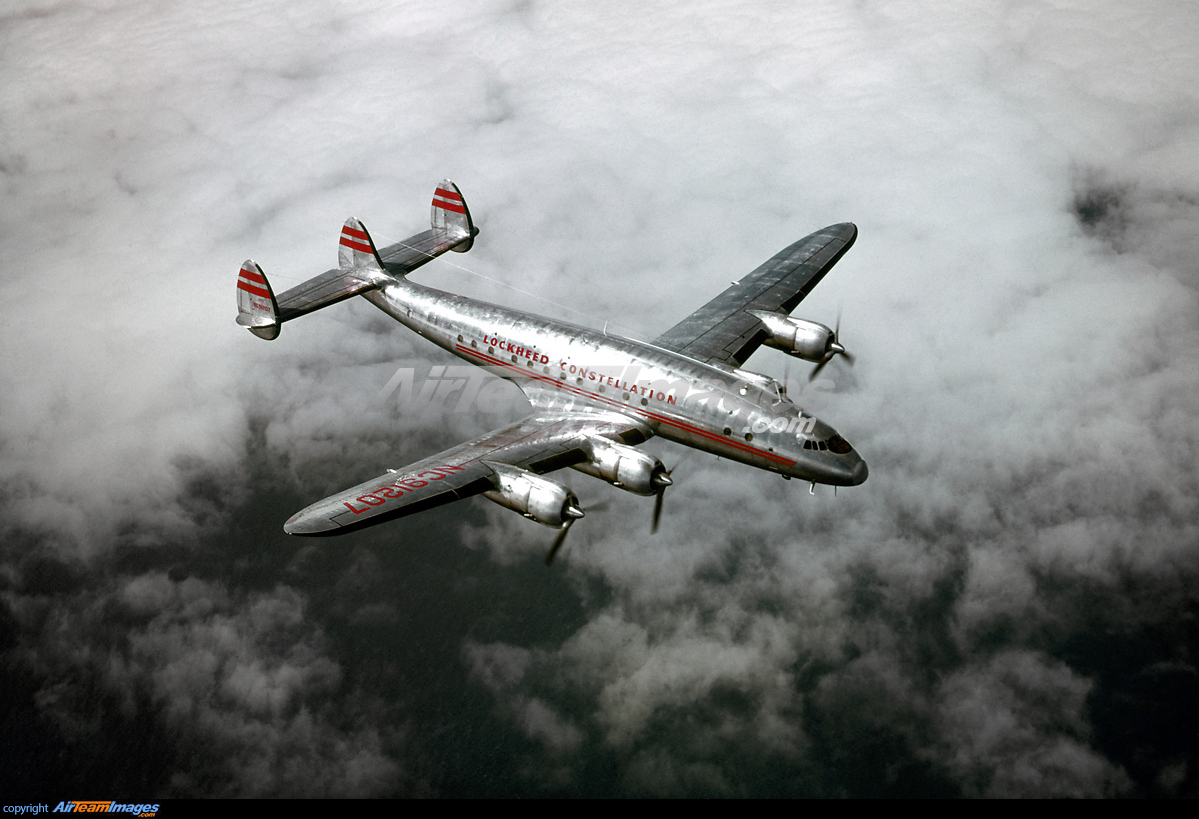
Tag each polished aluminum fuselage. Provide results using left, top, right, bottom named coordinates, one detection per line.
left=364, top=276, right=867, bottom=487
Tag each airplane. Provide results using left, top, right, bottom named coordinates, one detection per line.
left=236, top=180, right=866, bottom=562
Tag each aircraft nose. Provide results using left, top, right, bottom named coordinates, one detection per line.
left=849, top=459, right=868, bottom=486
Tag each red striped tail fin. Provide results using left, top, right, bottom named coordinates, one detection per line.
left=338, top=217, right=385, bottom=271
left=430, top=179, right=475, bottom=253
left=235, top=260, right=280, bottom=340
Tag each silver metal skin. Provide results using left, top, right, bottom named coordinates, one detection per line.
left=359, top=277, right=867, bottom=486
left=748, top=310, right=837, bottom=362
left=239, top=181, right=867, bottom=538
left=479, top=461, right=585, bottom=527
left=569, top=438, right=668, bottom=496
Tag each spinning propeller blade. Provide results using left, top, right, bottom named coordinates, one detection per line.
left=544, top=497, right=585, bottom=566
left=810, top=311, right=854, bottom=380
left=651, top=464, right=677, bottom=534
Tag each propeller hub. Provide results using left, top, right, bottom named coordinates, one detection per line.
left=565, top=503, right=585, bottom=520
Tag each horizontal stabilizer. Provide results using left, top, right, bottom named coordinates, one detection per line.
left=273, top=266, right=382, bottom=325
left=235, top=180, right=479, bottom=338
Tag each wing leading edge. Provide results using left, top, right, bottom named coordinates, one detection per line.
left=284, top=409, right=651, bottom=536
left=652, top=223, right=857, bottom=368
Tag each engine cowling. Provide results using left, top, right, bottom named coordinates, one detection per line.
left=481, top=462, right=584, bottom=527
left=570, top=438, right=667, bottom=496
left=748, top=310, right=835, bottom=362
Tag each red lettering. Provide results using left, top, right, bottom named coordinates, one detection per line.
left=358, top=494, right=385, bottom=506
left=379, top=486, right=402, bottom=498
left=400, top=479, right=427, bottom=489
left=344, top=501, right=370, bottom=515
left=417, top=470, right=445, bottom=481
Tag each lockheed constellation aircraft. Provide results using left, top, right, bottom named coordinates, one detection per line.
left=236, top=181, right=866, bottom=562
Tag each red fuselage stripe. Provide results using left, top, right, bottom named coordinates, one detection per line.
left=453, top=344, right=795, bottom=467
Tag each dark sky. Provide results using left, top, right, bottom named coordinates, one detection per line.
left=3, top=0, right=1199, bottom=798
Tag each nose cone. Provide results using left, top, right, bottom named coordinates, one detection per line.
left=849, top=459, right=869, bottom=486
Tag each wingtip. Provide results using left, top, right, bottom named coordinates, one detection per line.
left=284, top=508, right=339, bottom=536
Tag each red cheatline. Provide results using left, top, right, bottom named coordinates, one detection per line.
left=454, top=343, right=795, bottom=466
left=433, top=198, right=466, bottom=214
left=239, top=267, right=267, bottom=284
left=238, top=280, right=271, bottom=299
left=342, top=225, right=369, bottom=240
left=340, top=236, right=373, bottom=254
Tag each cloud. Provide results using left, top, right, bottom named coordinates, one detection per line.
left=7, top=572, right=404, bottom=796
left=927, top=650, right=1128, bottom=797
left=2, top=0, right=1198, bottom=798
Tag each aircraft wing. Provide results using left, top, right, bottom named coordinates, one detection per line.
left=652, top=223, right=857, bottom=368
left=284, top=409, right=652, bottom=536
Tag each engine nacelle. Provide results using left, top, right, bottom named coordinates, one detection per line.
left=570, top=438, right=667, bottom=496
left=748, top=310, right=835, bottom=362
left=481, top=462, right=584, bottom=527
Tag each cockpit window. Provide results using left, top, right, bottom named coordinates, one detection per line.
left=803, top=436, right=853, bottom=453
left=827, top=434, right=852, bottom=454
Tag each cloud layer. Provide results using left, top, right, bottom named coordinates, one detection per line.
left=2, top=0, right=1198, bottom=797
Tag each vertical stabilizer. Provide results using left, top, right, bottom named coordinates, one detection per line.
left=431, top=180, right=475, bottom=252
left=235, top=260, right=280, bottom=340
left=338, top=217, right=386, bottom=272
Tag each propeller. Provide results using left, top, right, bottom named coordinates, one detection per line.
left=651, top=464, right=676, bottom=534
left=545, top=498, right=585, bottom=566
left=810, top=311, right=855, bottom=380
